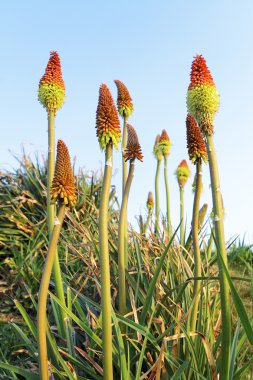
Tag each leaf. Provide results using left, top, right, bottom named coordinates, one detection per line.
left=0, top=361, right=40, bottom=380
left=140, top=227, right=179, bottom=324
left=217, top=249, right=253, bottom=344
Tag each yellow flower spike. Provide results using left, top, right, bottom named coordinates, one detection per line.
left=153, top=134, right=163, bottom=161
left=96, top=84, right=121, bottom=150
left=114, top=80, right=134, bottom=119
left=158, top=129, right=171, bottom=158
left=51, top=140, right=76, bottom=207
left=187, top=55, right=219, bottom=135
left=38, top=51, right=65, bottom=115
left=175, top=160, right=191, bottom=188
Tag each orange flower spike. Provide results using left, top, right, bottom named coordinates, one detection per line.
left=186, top=114, right=208, bottom=164
left=96, top=84, right=121, bottom=150
left=51, top=140, right=76, bottom=207
left=187, top=55, right=219, bottom=135
left=124, top=124, right=143, bottom=162
left=114, top=80, right=134, bottom=119
left=175, top=160, right=191, bottom=188
left=38, top=51, right=65, bottom=114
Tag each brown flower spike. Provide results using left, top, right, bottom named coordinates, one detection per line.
left=51, top=140, right=76, bottom=207
left=124, top=124, right=143, bottom=162
left=96, top=84, right=121, bottom=150
left=186, top=114, right=208, bottom=164
left=114, top=80, right=134, bottom=118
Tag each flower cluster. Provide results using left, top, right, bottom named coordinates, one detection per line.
left=187, top=55, right=219, bottom=135
left=186, top=114, right=208, bottom=164
left=38, top=51, right=65, bottom=114
left=114, top=80, right=134, bottom=119
left=124, top=124, right=143, bottom=162
left=51, top=140, right=76, bottom=207
left=96, top=84, right=121, bottom=150
left=175, top=160, right=191, bottom=188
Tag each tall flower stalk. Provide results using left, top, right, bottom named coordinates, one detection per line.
left=186, top=114, right=208, bottom=332
left=38, top=51, right=66, bottom=336
left=118, top=124, right=143, bottom=318
left=159, top=129, right=172, bottom=237
left=143, top=191, right=154, bottom=235
left=115, top=80, right=134, bottom=268
left=175, top=160, right=190, bottom=245
left=187, top=54, right=231, bottom=379
left=96, top=83, right=121, bottom=380
left=37, top=140, right=76, bottom=380
left=153, top=135, right=162, bottom=235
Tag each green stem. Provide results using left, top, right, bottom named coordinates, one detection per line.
left=99, top=143, right=114, bottom=380
left=155, top=159, right=161, bottom=235
left=37, top=204, right=66, bottom=380
left=190, top=160, right=202, bottom=332
left=179, top=187, right=185, bottom=246
left=185, top=203, right=208, bottom=252
left=118, top=160, right=135, bottom=318
left=164, top=157, right=172, bottom=238
left=47, top=111, right=66, bottom=338
left=206, top=134, right=231, bottom=380
left=143, top=209, right=152, bottom=236
left=122, top=117, right=129, bottom=268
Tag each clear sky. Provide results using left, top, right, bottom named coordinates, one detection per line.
left=0, top=0, right=252, bottom=244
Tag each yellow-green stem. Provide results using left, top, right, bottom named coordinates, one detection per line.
left=122, top=117, right=129, bottom=268
left=179, top=187, right=185, bottom=245
left=99, top=143, right=114, bottom=380
left=206, top=134, right=231, bottom=380
left=143, top=209, right=152, bottom=236
left=155, top=159, right=161, bottom=235
left=164, top=157, right=172, bottom=238
left=185, top=203, right=208, bottom=252
left=47, top=111, right=66, bottom=337
left=190, top=160, right=202, bottom=332
left=118, top=160, right=135, bottom=318
left=37, top=204, right=66, bottom=380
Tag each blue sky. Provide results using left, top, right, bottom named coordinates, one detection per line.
left=1, top=0, right=252, bottom=243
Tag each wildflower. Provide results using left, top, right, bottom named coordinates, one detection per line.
left=51, top=140, right=76, bottom=207
left=187, top=55, right=219, bottom=135
left=114, top=80, right=134, bottom=118
left=147, top=191, right=154, bottom=210
left=38, top=51, right=65, bottom=114
left=153, top=134, right=163, bottom=161
left=96, top=84, right=121, bottom=150
left=186, top=114, right=208, bottom=164
left=158, top=129, right=171, bottom=158
left=175, top=160, right=191, bottom=188
left=124, top=124, right=143, bottom=162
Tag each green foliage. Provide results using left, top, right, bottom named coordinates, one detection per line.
left=0, top=153, right=252, bottom=379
